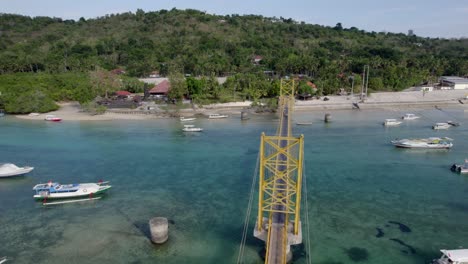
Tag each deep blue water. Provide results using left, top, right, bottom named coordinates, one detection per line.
left=0, top=108, right=467, bottom=264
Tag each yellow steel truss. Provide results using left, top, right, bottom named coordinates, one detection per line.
left=257, top=78, right=304, bottom=238
left=258, top=133, right=304, bottom=234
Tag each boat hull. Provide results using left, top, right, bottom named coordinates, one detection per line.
left=393, top=144, right=452, bottom=149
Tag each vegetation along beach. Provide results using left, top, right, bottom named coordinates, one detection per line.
left=0, top=1, right=467, bottom=264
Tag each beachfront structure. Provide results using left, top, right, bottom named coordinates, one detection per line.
left=149, top=80, right=171, bottom=98
left=439, top=76, right=468, bottom=90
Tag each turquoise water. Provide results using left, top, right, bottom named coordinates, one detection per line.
left=0, top=108, right=467, bottom=264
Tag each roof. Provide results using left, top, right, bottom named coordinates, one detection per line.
left=149, top=80, right=171, bottom=94
left=115, top=91, right=131, bottom=96
left=306, top=81, right=317, bottom=88
left=441, top=249, right=468, bottom=261
left=440, top=76, right=468, bottom=84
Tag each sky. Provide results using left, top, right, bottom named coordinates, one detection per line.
left=1, top=0, right=467, bottom=38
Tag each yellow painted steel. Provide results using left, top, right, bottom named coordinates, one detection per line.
left=257, top=79, right=305, bottom=264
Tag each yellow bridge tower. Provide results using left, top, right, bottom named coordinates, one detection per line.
left=254, top=79, right=304, bottom=263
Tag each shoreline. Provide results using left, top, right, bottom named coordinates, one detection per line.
left=13, top=90, right=468, bottom=121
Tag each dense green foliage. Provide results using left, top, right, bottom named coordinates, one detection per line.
left=0, top=8, right=467, bottom=112
left=0, top=72, right=143, bottom=113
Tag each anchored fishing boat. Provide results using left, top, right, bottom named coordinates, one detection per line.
left=182, top=124, right=203, bottom=132
left=383, top=119, right=402, bottom=126
left=433, top=122, right=451, bottom=130
left=33, top=181, right=111, bottom=201
left=402, top=113, right=420, bottom=120
left=208, top=113, right=228, bottom=119
left=44, top=115, right=62, bottom=122
left=391, top=137, right=453, bottom=149
left=180, top=117, right=196, bottom=122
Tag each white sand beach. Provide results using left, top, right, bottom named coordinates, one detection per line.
left=14, top=90, right=468, bottom=121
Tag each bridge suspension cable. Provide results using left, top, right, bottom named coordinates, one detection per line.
left=237, top=152, right=260, bottom=264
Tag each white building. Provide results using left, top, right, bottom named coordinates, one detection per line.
left=439, top=76, right=468, bottom=90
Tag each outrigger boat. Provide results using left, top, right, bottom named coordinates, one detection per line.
left=33, top=180, right=111, bottom=205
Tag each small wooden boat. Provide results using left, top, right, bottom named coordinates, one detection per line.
left=383, top=119, right=402, bottom=126
left=180, top=117, right=196, bottom=122
left=402, top=113, right=420, bottom=120
left=433, top=122, right=450, bottom=130
left=208, top=114, right=228, bottom=119
left=44, top=115, right=62, bottom=122
left=182, top=124, right=203, bottom=132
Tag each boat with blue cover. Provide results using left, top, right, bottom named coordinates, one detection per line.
left=33, top=181, right=111, bottom=200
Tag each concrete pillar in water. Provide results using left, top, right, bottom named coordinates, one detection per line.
left=324, top=113, right=331, bottom=123
left=241, top=111, right=249, bottom=120
left=149, top=217, right=168, bottom=244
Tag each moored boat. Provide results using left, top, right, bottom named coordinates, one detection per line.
left=433, top=122, right=450, bottom=130
left=451, top=159, right=468, bottom=174
left=432, top=249, right=468, bottom=264
left=0, top=109, right=4, bottom=117
left=180, top=117, right=196, bottom=122
left=208, top=113, right=228, bottom=119
left=44, top=115, right=62, bottom=122
left=402, top=113, right=420, bottom=120
left=33, top=181, right=111, bottom=200
left=182, top=124, right=203, bottom=132
left=0, top=163, right=34, bottom=178
left=383, top=119, right=402, bottom=126
left=391, top=137, right=453, bottom=149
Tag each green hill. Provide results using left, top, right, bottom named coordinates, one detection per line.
left=0, top=8, right=467, bottom=92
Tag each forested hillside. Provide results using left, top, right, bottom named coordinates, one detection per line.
left=1, top=8, right=467, bottom=90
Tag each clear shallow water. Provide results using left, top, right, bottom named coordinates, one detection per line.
left=0, top=108, right=467, bottom=264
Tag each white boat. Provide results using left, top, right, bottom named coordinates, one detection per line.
left=432, top=249, right=468, bottom=264
left=180, top=117, right=196, bottom=122
left=391, top=137, right=453, bottom=149
left=0, top=256, right=8, bottom=264
left=0, top=109, right=4, bottom=117
left=433, top=122, right=451, bottom=130
left=208, top=114, right=228, bottom=119
left=296, top=122, right=312, bottom=125
left=451, top=159, right=468, bottom=174
left=44, top=114, right=62, bottom=122
left=182, top=124, right=203, bottom=132
left=28, top=112, right=40, bottom=117
left=383, top=119, right=402, bottom=126
left=402, top=113, right=420, bottom=120
left=33, top=181, right=111, bottom=200
left=0, top=163, right=34, bottom=178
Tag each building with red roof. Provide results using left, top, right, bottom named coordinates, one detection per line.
left=149, top=80, right=171, bottom=96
